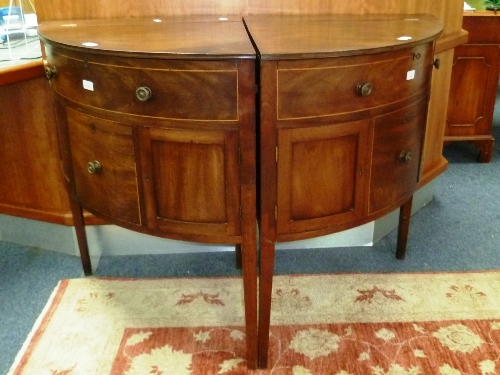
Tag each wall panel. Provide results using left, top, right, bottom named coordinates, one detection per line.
left=34, top=0, right=463, bottom=39
left=129, top=0, right=248, bottom=18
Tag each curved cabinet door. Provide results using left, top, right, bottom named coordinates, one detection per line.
left=276, top=119, right=372, bottom=235
left=141, top=127, right=241, bottom=238
left=369, top=98, right=427, bottom=215
left=66, top=108, right=141, bottom=225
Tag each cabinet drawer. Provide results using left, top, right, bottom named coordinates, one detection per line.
left=66, top=108, right=141, bottom=225
left=369, top=98, right=427, bottom=214
left=48, top=51, right=239, bottom=121
left=277, top=44, right=432, bottom=120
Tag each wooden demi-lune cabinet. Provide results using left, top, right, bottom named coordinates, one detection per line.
left=243, top=14, right=443, bottom=367
left=38, top=17, right=259, bottom=369
left=39, top=14, right=444, bottom=370
left=445, top=9, right=500, bottom=162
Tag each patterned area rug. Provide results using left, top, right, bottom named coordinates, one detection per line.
left=9, top=272, right=500, bottom=375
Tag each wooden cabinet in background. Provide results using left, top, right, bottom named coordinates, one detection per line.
left=445, top=11, right=500, bottom=162
left=38, top=16, right=259, bottom=370
left=0, top=75, right=74, bottom=224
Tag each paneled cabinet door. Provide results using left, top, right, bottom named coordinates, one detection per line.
left=446, top=45, right=500, bottom=136
left=140, top=127, right=241, bottom=238
left=66, top=108, right=141, bottom=225
left=276, top=119, right=372, bottom=235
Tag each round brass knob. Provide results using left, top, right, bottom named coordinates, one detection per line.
left=87, top=161, right=102, bottom=174
left=135, top=86, right=152, bottom=102
left=399, top=151, right=412, bottom=164
left=356, top=82, right=373, bottom=97
left=45, top=66, right=57, bottom=80
left=433, top=58, right=441, bottom=69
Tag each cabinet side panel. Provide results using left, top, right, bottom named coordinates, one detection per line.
left=420, top=49, right=453, bottom=186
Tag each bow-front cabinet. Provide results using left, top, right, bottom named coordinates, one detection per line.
left=38, top=17, right=259, bottom=369
left=243, top=14, right=443, bottom=367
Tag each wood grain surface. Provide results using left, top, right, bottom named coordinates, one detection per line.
left=34, top=0, right=464, bottom=40
left=244, top=14, right=443, bottom=59
left=0, top=77, right=71, bottom=223
left=38, top=17, right=255, bottom=58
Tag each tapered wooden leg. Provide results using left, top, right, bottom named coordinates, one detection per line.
left=396, top=196, right=413, bottom=260
left=240, top=238, right=258, bottom=370
left=235, top=244, right=242, bottom=269
left=69, top=199, right=92, bottom=275
left=239, top=185, right=258, bottom=370
left=258, top=238, right=276, bottom=368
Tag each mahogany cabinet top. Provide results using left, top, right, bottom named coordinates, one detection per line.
left=243, top=14, right=443, bottom=60
left=37, top=16, right=255, bottom=59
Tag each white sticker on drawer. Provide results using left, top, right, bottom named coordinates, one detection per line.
left=406, top=70, right=416, bottom=80
left=83, top=80, right=94, bottom=91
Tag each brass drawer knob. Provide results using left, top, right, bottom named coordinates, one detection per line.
left=356, top=82, right=373, bottom=97
left=135, top=86, right=152, bottom=102
left=45, top=66, right=57, bottom=80
left=399, top=151, right=412, bottom=164
left=433, top=58, right=441, bottom=69
left=87, top=160, right=102, bottom=174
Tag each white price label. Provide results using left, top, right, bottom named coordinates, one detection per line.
left=83, top=80, right=94, bottom=91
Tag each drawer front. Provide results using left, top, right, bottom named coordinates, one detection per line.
left=48, top=51, right=239, bottom=121
left=66, top=108, right=141, bottom=225
left=369, top=98, right=427, bottom=215
left=277, top=44, right=432, bottom=120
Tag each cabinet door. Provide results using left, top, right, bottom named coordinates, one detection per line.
left=369, top=99, right=426, bottom=215
left=276, top=119, right=372, bottom=235
left=446, top=45, right=500, bottom=137
left=141, top=127, right=241, bottom=238
left=66, top=108, right=141, bottom=225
